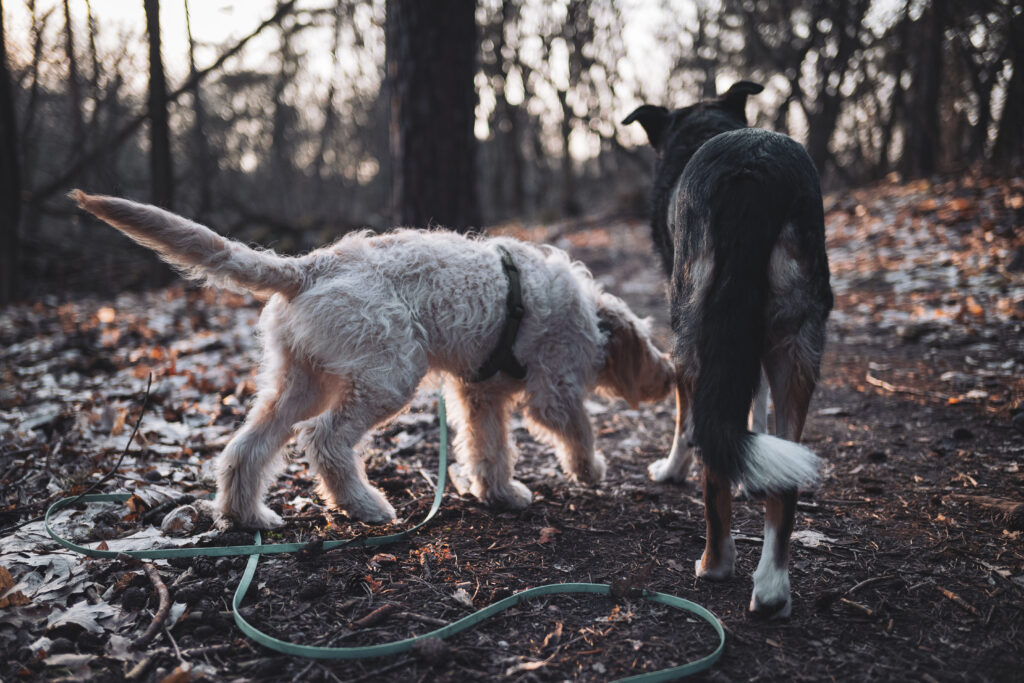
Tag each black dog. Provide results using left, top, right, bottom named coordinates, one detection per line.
left=624, top=81, right=833, bottom=618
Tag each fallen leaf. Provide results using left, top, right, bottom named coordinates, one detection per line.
left=46, top=600, right=118, bottom=634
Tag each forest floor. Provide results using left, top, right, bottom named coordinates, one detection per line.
left=2, top=173, right=1023, bottom=682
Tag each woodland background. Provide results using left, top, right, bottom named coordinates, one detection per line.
left=1, top=0, right=1022, bottom=303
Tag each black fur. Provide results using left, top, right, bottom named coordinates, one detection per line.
left=624, top=82, right=833, bottom=487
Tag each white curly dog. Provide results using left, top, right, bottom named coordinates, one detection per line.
left=72, top=191, right=673, bottom=529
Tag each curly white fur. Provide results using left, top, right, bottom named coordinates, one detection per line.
left=72, top=191, right=673, bottom=528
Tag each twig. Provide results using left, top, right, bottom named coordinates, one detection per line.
left=846, top=575, right=898, bottom=596
left=839, top=597, right=875, bottom=617
left=348, top=658, right=412, bottom=683
left=935, top=585, right=981, bottom=617
left=865, top=373, right=949, bottom=401
left=352, top=602, right=399, bottom=629
left=397, top=611, right=450, bottom=627
left=133, top=563, right=171, bottom=649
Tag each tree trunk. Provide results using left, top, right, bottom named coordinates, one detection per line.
left=386, top=0, right=479, bottom=231
left=0, top=5, right=21, bottom=303
left=993, top=10, right=1024, bottom=171
left=557, top=89, right=580, bottom=217
left=184, top=0, right=213, bottom=216
left=901, top=0, right=946, bottom=178
left=144, top=0, right=174, bottom=209
left=62, top=0, right=84, bottom=153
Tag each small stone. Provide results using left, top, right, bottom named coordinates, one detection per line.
left=76, top=631, right=104, bottom=653
left=121, top=586, right=148, bottom=611
left=161, top=505, right=199, bottom=536
left=48, top=637, right=75, bottom=654
left=193, top=625, right=216, bottom=641
left=412, top=637, right=449, bottom=665
left=952, top=427, right=974, bottom=441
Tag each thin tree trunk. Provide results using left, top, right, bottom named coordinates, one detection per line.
left=386, top=0, right=479, bottom=231
left=144, top=0, right=174, bottom=209
left=557, top=88, right=579, bottom=217
left=62, top=0, right=84, bottom=153
left=1, top=5, right=22, bottom=303
left=993, top=10, right=1024, bottom=170
left=901, top=0, right=946, bottom=178
left=184, top=0, right=212, bottom=215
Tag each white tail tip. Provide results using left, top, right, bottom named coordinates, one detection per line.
left=741, top=433, right=821, bottom=494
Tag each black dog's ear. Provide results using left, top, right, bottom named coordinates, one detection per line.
left=720, top=81, right=764, bottom=120
left=622, top=104, right=670, bottom=148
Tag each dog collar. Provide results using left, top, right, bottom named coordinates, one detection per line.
left=471, top=246, right=527, bottom=382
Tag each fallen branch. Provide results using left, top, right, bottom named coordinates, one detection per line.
left=133, top=563, right=171, bottom=649
left=865, top=373, right=949, bottom=402
left=352, top=603, right=398, bottom=629
left=948, top=494, right=1024, bottom=530
left=935, top=585, right=981, bottom=617
left=839, top=597, right=875, bottom=617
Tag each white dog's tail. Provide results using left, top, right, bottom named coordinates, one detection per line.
left=70, top=191, right=305, bottom=299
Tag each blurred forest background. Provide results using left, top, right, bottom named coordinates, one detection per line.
left=0, top=0, right=1021, bottom=303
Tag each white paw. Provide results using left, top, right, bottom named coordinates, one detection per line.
left=346, top=489, right=398, bottom=524
left=749, top=565, right=792, bottom=619
left=694, top=536, right=736, bottom=581
left=484, top=479, right=533, bottom=510
left=227, top=503, right=284, bottom=530
left=648, top=457, right=688, bottom=483
left=447, top=461, right=473, bottom=497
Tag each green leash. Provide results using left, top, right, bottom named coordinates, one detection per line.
left=44, top=395, right=725, bottom=680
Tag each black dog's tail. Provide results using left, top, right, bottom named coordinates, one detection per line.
left=691, top=171, right=820, bottom=494
left=71, top=191, right=306, bottom=299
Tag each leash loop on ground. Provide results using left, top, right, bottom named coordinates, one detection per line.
left=43, top=393, right=724, bottom=680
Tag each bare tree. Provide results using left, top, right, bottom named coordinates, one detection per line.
left=386, top=0, right=479, bottom=230
left=184, top=0, right=213, bottom=216
left=61, top=0, right=84, bottom=153
left=144, top=0, right=174, bottom=208
left=1, top=2, right=21, bottom=303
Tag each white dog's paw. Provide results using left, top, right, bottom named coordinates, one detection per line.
left=485, top=479, right=533, bottom=510
left=694, top=536, right=736, bottom=581
left=220, top=503, right=284, bottom=530
left=346, top=488, right=398, bottom=525
left=749, top=564, right=792, bottom=619
left=447, top=461, right=473, bottom=497
left=648, top=457, right=688, bottom=483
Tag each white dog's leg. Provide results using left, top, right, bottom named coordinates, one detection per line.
left=649, top=384, right=693, bottom=483
left=525, top=395, right=605, bottom=486
left=215, top=358, right=329, bottom=529
left=450, top=384, right=532, bottom=510
left=302, top=381, right=419, bottom=524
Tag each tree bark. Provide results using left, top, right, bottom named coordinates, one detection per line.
left=61, top=0, right=84, bottom=153
left=386, top=0, right=479, bottom=231
left=0, top=4, right=21, bottom=303
left=184, top=0, right=213, bottom=216
left=901, top=0, right=946, bottom=178
left=993, top=9, right=1024, bottom=171
left=144, top=0, right=174, bottom=208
